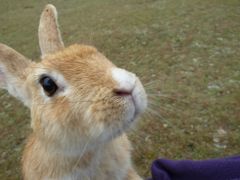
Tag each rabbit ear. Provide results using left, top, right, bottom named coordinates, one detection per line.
left=38, top=4, right=64, bottom=58
left=0, top=43, right=32, bottom=107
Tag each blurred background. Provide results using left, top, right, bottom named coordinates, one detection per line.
left=0, top=0, right=239, bottom=179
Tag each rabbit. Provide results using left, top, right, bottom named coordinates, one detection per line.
left=0, top=4, right=147, bottom=180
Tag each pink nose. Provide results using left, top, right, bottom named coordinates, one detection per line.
left=111, top=68, right=136, bottom=97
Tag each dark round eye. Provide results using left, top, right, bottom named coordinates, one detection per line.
left=39, top=76, right=58, bottom=97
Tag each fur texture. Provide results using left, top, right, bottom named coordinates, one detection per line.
left=0, top=4, right=147, bottom=180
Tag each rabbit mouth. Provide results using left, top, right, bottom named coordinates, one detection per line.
left=129, top=95, right=139, bottom=122
left=122, top=86, right=147, bottom=125
left=131, top=79, right=147, bottom=118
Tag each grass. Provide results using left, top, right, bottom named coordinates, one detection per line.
left=0, top=0, right=240, bottom=179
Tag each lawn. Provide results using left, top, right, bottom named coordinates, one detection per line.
left=0, top=0, right=240, bottom=179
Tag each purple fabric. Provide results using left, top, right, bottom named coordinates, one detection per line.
left=148, top=156, right=240, bottom=180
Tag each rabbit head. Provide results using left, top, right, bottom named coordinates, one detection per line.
left=0, top=4, right=147, bottom=154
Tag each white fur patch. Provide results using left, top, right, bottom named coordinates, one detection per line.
left=111, top=68, right=136, bottom=93
left=132, top=78, right=148, bottom=116
left=111, top=67, right=147, bottom=118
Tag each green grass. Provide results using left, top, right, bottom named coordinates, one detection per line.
left=0, top=0, right=240, bottom=179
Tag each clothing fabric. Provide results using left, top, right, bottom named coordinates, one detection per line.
left=148, top=156, right=240, bottom=180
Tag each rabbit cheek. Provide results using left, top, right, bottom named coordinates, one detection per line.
left=88, top=99, right=135, bottom=142
left=31, top=97, right=71, bottom=137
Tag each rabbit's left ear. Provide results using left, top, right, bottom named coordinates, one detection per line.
left=38, top=4, right=64, bottom=59
left=0, top=43, right=32, bottom=107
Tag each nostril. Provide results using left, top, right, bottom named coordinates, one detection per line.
left=113, top=88, right=132, bottom=97
left=111, top=67, right=137, bottom=97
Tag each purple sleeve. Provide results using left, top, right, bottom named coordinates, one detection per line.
left=148, top=156, right=240, bottom=180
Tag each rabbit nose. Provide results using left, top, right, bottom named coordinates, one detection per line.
left=111, top=68, right=136, bottom=96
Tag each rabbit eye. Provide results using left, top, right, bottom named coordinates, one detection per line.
left=39, top=76, right=58, bottom=97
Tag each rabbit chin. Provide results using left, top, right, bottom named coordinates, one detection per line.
left=48, top=109, right=136, bottom=157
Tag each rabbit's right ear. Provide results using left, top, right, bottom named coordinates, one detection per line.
left=38, top=4, right=64, bottom=59
left=0, top=43, right=32, bottom=107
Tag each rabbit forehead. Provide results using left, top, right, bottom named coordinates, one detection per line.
left=38, top=44, right=116, bottom=88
